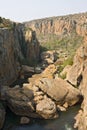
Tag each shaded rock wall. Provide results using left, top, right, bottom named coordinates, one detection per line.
left=0, top=24, right=40, bottom=86
left=0, top=28, right=22, bottom=85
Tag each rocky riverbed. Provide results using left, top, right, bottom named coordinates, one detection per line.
left=3, top=105, right=80, bottom=130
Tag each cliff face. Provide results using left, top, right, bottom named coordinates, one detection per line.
left=17, top=24, right=40, bottom=66
left=24, top=12, right=87, bottom=37
left=65, top=35, right=87, bottom=130
left=24, top=13, right=87, bottom=56
left=0, top=28, right=21, bottom=85
left=0, top=22, right=40, bottom=86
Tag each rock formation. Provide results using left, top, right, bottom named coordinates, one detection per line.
left=65, top=35, right=87, bottom=129
left=24, top=12, right=87, bottom=37
left=0, top=12, right=87, bottom=129
left=0, top=22, right=40, bottom=85
left=5, top=64, right=81, bottom=120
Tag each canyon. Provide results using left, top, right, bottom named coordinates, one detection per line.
left=0, top=12, right=87, bottom=130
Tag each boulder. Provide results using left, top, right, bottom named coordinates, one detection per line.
left=20, top=117, right=30, bottom=124
left=41, top=51, right=58, bottom=66
left=37, top=78, right=81, bottom=106
left=28, top=64, right=57, bottom=84
left=57, top=105, right=66, bottom=111
left=5, top=87, right=39, bottom=118
left=5, top=84, right=58, bottom=119
left=36, top=97, right=58, bottom=119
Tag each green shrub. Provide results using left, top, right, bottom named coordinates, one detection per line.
left=59, top=73, right=66, bottom=79
left=63, top=57, right=73, bottom=68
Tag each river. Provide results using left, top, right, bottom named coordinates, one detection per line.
left=3, top=105, right=79, bottom=130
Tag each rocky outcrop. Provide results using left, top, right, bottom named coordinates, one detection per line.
left=74, top=67, right=87, bottom=130
left=5, top=84, right=58, bottom=119
left=0, top=23, right=40, bottom=86
left=41, top=50, right=58, bottom=67
left=66, top=42, right=87, bottom=86
left=65, top=37, right=87, bottom=129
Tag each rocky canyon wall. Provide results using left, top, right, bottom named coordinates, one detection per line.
left=24, top=12, right=87, bottom=38
left=0, top=22, right=40, bottom=86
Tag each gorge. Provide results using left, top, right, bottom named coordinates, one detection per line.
left=0, top=12, right=87, bottom=130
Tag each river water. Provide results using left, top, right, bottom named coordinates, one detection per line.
left=3, top=105, right=79, bottom=130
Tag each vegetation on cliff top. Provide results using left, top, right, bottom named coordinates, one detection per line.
left=0, top=17, right=16, bottom=29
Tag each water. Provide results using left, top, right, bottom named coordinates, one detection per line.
left=3, top=105, right=79, bottom=130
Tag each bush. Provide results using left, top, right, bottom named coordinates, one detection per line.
left=59, top=73, right=66, bottom=79
left=63, top=57, right=73, bottom=67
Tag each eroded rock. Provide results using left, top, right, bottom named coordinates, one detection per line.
left=36, top=97, right=58, bottom=119
left=37, top=78, right=81, bottom=106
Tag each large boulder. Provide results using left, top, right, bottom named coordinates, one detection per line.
left=36, top=78, right=81, bottom=106
left=5, top=86, right=39, bottom=118
left=36, top=97, right=58, bottom=119
left=5, top=84, right=58, bottom=119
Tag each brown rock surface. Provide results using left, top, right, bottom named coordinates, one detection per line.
left=24, top=12, right=87, bottom=43
left=5, top=87, right=39, bottom=118
left=66, top=42, right=87, bottom=86
left=0, top=28, right=22, bottom=85
left=36, top=97, right=58, bottom=119
left=74, top=66, right=87, bottom=130
left=67, top=40, right=87, bottom=129
left=41, top=51, right=58, bottom=67
left=36, top=78, right=81, bottom=106
left=0, top=25, right=40, bottom=86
